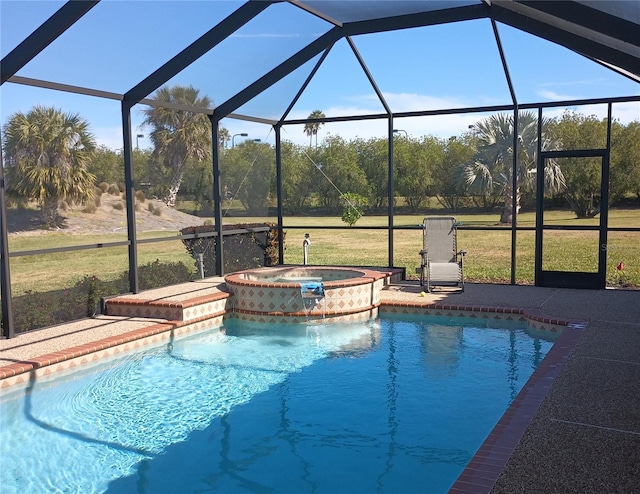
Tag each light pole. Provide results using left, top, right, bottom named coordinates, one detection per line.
left=231, top=133, right=248, bottom=148
left=392, top=129, right=408, bottom=138
left=136, top=134, right=144, bottom=150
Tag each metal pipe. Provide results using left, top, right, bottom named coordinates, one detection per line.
left=198, top=253, right=205, bottom=279
left=303, top=233, right=311, bottom=265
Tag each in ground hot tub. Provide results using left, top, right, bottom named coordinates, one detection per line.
left=224, top=266, right=391, bottom=323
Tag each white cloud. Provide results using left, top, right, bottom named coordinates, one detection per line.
left=278, top=112, right=479, bottom=144
left=611, top=101, right=640, bottom=123
left=384, top=92, right=467, bottom=113
left=93, top=127, right=125, bottom=150
left=92, top=94, right=639, bottom=151
left=538, top=78, right=608, bottom=88
left=536, top=89, right=577, bottom=101
left=279, top=91, right=485, bottom=143
left=538, top=102, right=640, bottom=124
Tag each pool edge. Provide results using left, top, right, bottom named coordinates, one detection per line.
left=447, top=319, right=585, bottom=494
left=0, top=293, right=586, bottom=493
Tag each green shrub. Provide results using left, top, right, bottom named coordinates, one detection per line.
left=108, top=183, right=120, bottom=195
left=59, top=200, right=69, bottom=211
left=10, top=261, right=195, bottom=334
left=84, top=202, right=97, bottom=213
left=135, top=259, right=194, bottom=290
left=341, top=192, right=368, bottom=226
left=117, top=182, right=126, bottom=193
left=94, top=186, right=103, bottom=197
left=12, top=289, right=59, bottom=331
left=135, top=190, right=146, bottom=203
left=99, top=182, right=110, bottom=193
left=147, top=202, right=156, bottom=213
left=152, top=206, right=162, bottom=216
left=112, top=201, right=124, bottom=211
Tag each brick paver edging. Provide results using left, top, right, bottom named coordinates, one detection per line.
left=455, top=323, right=584, bottom=493
left=380, top=300, right=585, bottom=493
left=0, top=310, right=229, bottom=382
left=0, top=322, right=173, bottom=380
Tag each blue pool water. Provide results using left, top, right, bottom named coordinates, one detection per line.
left=0, top=314, right=556, bottom=493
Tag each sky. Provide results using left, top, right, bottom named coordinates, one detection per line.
left=1, top=0, right=638, bottom=150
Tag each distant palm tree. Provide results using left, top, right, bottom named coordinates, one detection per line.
left=2, top=105, right=97, bottom=228
left=142, top=85, right=212, bottom=207
left=303, top=110, right=325, bottom=148
left=464, top=111, right=565, bottom=223
left=218, top=127, right=230, bottom=149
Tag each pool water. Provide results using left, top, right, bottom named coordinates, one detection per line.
left=0, top=315, right=556, bottom=494
left=267, top=276, right=323, bottom=283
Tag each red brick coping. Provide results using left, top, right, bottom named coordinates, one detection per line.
left=0, top=311, right=228, bottom=382
left=224, top=265, right=390, bottom=288
left=379, top=300, right=586, bottom=493
left=449, top=320, right=585, bottom=493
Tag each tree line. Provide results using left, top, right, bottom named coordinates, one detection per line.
left=2, top=84, right=639, bottom=228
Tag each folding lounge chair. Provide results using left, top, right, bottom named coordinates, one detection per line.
left=417, top=216, right=466, bottom=292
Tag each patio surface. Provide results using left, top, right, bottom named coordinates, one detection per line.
left=1, top=279, right=638, bottom=493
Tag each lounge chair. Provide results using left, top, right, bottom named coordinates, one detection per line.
left=417, top=216, right=466, bottom=292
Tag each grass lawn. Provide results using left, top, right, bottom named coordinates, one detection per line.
left=8, top=233, right=194, bottom=296
left=6, top=210, right=639, bottom=296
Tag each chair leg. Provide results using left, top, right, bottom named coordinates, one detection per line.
left=419, top=253, right=428, bottom=287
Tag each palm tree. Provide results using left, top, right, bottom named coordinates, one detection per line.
left=303, top=110, right=325, bottom=148
left=464, top=111, right=565, bottom=223
left=142, top=85, right=212, bottom=207
left=218, top=127, right=230, bottom=149
left=2, top=106, right=97, bottom=228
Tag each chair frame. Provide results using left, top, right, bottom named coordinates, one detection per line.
left=417, top=216, right=467, bottom=292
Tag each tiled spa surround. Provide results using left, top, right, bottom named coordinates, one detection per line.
left=225, top=266, right=400, bottom=323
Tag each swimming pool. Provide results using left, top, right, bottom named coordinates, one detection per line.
left=0, top=314, right=556, bottom=493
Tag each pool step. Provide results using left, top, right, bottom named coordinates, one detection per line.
left=105, top=279, right=231, bottom=323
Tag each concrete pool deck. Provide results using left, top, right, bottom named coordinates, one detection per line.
left=1, top=279, right=638, bottom=493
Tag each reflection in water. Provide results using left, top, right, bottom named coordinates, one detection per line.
left=421, top=323, right=464, bottom=373
left=377, top=319, right=399, bottom=490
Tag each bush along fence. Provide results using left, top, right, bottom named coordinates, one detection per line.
left=1, top=226, right=286, bottom=335
left=3, top=260, right=194, bottom=334
left=180, top=223, right=286, bottom=276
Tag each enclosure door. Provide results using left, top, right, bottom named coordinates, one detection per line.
left=535, top=150, right=609, bottom=289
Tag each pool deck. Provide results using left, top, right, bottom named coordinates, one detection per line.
left=1, top=279, right=639, bottom=493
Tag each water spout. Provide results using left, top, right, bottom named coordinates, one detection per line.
left=303, top=233, right=311, bottom=265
